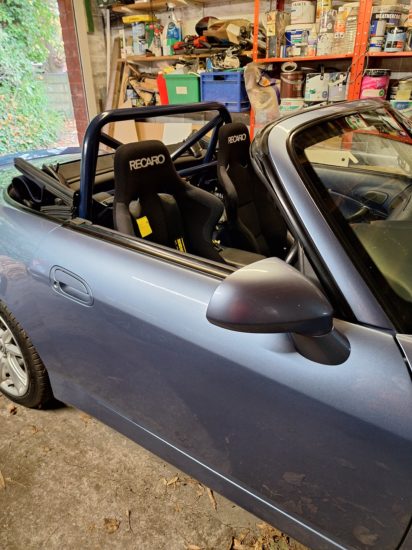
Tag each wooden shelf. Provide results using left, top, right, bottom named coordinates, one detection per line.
left=255, top=53, right=353, bottom=63
left=119, top=51, right=252, bottom=62
left=367, top=51, right=412, bottom=58
left=112, top=1, right=195, bottom=14
left=112, top=0, right=248, bottom=12
left=120, top=54, right=209, bottom=62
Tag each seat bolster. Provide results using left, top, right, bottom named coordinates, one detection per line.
left=218, top=165, right=239, bottom=220
left=113, top=200, right=135, bottom=235
left=180, top=186, right=224, bottom=262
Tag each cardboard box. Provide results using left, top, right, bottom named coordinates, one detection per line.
left=266, top=11, right=290, bottom=58
left=204, top=19, right=251, bottom=44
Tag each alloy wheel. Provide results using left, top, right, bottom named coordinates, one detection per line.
left=0, top=314, right=28, bottom=397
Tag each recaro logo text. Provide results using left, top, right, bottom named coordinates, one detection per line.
left=228, top=133, right=247, bottom=144
left=129, top=154, right=166, bottom=170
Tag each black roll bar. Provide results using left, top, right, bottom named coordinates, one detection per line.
left=78, top=102, right=231, bottom=219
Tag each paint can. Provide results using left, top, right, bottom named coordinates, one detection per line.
left=370, top=6, right=402, bottom=38
left=384, top=26, right=407, bottom=53
left=285, top=24, right=312, bottom=47
left=285, top=24, right=312, bottom=56
left=291, top=1, right=316, bottom=25
left=304, top=73, right=330, bottom=102
left=369, top=36, right=385, bottom=52
left=360, top=69, right=391, bottom=100
left=280, top=71, right=304, bottom=99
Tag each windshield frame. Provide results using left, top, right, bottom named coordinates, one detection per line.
left=289, top=106, right=412, bottom=334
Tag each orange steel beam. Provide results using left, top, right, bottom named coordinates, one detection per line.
left=249, top=0, right=261, bottom=138
left=348, top=0, right=373, bottom=100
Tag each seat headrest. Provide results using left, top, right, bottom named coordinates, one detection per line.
left=218, top=123, right=251, bottom=166
left=114, top=140, right=181, bottom=203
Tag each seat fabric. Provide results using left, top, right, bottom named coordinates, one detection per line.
left=217, top=122, right=287, bottom=258
left=113, top=140, right=224, bottom=262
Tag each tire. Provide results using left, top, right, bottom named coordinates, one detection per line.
left=0, top=302, right=53, bottom=408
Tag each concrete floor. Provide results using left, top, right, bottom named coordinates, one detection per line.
left=0, top=393, right=308, bottom=550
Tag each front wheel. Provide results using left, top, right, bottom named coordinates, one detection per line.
left=0, top=303, right=53, bottom=408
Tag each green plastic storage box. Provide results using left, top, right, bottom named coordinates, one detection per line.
left=164, top=73, right=200, bottom=104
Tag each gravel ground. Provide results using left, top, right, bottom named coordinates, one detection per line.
left=0, top=393, right=308, bottom=550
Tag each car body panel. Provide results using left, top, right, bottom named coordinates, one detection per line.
left=0, top=211, right=407, bottom=550
left=0, top=102, right=412, bottom=550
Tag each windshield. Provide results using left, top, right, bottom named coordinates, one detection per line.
left=293, top=107, right=412, bottom=332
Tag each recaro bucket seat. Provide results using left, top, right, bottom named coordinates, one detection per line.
left=113, top=140, right=225, bottom=262
left=217, top=122, right=288, bottom=258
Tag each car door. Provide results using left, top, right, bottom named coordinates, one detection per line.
left=19, top=214, right=412, bottom=550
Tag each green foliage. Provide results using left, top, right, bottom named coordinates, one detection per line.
left=0, top=0, right=61, bottom=63
left=0, top=0, right=64, bottom=154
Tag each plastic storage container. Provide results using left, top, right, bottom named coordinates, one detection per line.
left=164, top=73, right=200, bottom=104
left=200, top=71, right=250, bottom=112
left=157, top=73, right=169, bottom=105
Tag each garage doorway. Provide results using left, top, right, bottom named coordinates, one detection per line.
left=0, top=0, right=79, bottom=156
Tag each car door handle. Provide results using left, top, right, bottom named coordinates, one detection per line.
left=50, top=266, right=93, bottom=306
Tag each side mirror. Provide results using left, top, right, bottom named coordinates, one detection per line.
left=206, top=258, right=350, bottom=365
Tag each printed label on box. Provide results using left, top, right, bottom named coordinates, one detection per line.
left=176, top=87, right=188, bottom=95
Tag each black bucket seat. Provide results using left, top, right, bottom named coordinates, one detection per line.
left=217, top=122, right=287, bottom=258
left=113, top=140, right=225, bottom=262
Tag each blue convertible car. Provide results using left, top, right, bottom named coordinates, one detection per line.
left=0, top=100, right=411, bottom=550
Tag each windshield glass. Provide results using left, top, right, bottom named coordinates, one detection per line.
left=293, top=107, right=412, bottom=332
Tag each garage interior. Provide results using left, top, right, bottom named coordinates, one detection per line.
left=1, top=1, right=412, bottom=549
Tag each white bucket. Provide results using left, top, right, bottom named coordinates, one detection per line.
left=291, top=1, right=316, bottom=25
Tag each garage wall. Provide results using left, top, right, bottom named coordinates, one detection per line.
left=85, top=0, right=256, bottom=112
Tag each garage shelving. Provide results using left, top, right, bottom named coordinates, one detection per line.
left=248, top=0, right=412, bottom=133
left=251, top=0, right=412, bottom=97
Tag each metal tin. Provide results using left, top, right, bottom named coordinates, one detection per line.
left=285, top=24, right=312, bottom=47
left=369, top=36, right=385, bottom=52
left=280, top=71, right=304, bottom=99
left=384, top=26, right=406, bottom=52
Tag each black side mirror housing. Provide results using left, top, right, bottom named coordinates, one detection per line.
left=206, top=258, right=350, bottom=365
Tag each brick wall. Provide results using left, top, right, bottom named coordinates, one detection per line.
left=57, top=0, right=89, bottom=144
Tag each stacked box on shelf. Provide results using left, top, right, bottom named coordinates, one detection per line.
left=164, top=74, right=200, bottom=104
left=200, top=71, right=250, bottom=112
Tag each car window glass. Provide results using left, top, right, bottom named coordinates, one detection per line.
left=293, top=107, right=412, bottom=332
